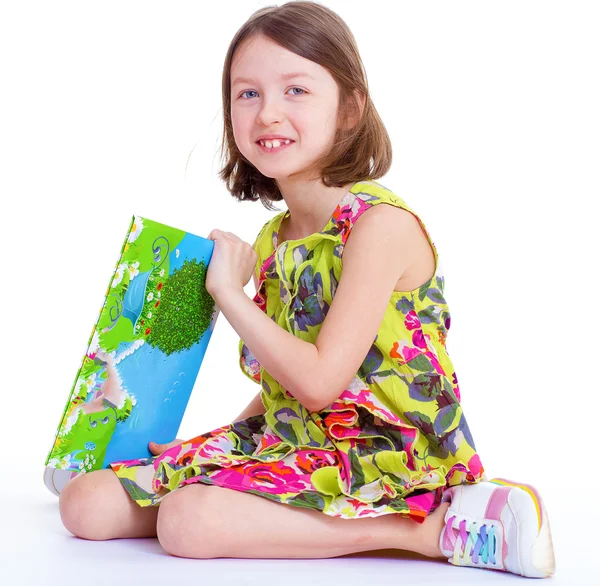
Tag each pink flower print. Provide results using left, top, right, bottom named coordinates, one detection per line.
left=390, top=340, right=424, bottom=364
left=405, top=310, right=421, bottom=331
left=335, top=198, right=371, bottom=243
left=468, top=453, right=484, bottom=479
left=252, top=253, right=276, bottom=314
left=332, top=203, right=353, bottom=235
left=295, top=450, right=340, bottom=474
left=411, top=327, right=427, bottom=351
left=211, top=460, right=307, bottom=495
left=451, top=371, right=461, bottom=402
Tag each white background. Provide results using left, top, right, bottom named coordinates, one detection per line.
left=1, top=1, right=597, bottom=583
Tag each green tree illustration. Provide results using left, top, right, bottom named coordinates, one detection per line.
left=146, top=259, right=214, bottom=355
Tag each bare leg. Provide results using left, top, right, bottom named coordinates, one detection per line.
left=157, top=483, right=450, bottom=560
left=59, top=469, right=158, bottom=540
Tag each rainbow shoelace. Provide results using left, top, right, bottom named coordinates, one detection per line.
left=443, top=515, right=498, bottom=566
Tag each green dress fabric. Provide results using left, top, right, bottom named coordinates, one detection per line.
left=236, top=179, right=485, bottom=521
left=110, top=179, right=484, bottom=523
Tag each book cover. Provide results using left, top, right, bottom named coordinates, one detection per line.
left=43, top=215, right=219, bottom=495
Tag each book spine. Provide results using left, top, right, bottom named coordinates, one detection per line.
left=44, top=215, right=136, bottom=466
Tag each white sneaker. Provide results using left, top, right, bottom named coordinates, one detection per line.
left=438, top=477, right=556, bottom=578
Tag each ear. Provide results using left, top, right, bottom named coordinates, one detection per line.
left=340, top=89, right=366, bottom=131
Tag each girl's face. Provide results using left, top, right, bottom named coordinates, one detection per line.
left=230, top=35, right=341, bottom=181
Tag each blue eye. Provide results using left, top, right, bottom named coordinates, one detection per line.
left=239, top=87, right=306, bottom=100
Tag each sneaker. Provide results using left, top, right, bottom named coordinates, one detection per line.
left=438, top=477, right=556, bottom=578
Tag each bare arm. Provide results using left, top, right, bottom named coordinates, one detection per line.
left=232, top=391, right=266, bottom=423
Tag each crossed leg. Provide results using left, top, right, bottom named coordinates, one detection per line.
left=59, top=469, right=449, bottom=561
left=155, top=482, right=450, bottom=560
left=59, top=469, right=159, bottom=540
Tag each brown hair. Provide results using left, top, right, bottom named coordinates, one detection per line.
left=217, top=0, right=392, bottom=211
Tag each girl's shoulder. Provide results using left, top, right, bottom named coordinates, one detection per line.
left=249, top=181, right=420, bottom=268
left=353, top=180, right=417, bottom=215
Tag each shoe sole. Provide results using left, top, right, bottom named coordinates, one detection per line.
left=489, top=477, right=556, bottom=578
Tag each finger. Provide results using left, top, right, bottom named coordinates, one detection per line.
left=208, top=229, right=224, bottom=240
left=149, top=441, right=171, bottom=453
left=215, top=231, right=232, bottom=241
left=149, top=439, right=182, bottom=452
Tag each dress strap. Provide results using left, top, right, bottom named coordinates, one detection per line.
left=337, top=181, right=441, bottom=272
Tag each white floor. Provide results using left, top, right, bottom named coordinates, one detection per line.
left=2, top=469, right=592, bottom=586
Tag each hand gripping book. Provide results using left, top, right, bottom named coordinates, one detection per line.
left=43, top=216, right=219, bottom=495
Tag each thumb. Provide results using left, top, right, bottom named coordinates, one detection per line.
left=148, top=441, right=162, bottom=454
left=148, top=439, right=183, bottom=455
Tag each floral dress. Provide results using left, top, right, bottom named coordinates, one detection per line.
left=109, top=179, right=485, bottom=524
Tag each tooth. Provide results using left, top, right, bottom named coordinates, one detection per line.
left=260, top=139, right=291, bottom=148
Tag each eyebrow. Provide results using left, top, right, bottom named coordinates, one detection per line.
left=232, top=72, right=316, bottom=86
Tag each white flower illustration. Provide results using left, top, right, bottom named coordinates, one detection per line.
left=128, top=216, right=144, bottom=243
left=56, top=454, right=73, bottom=470
left=147, top=292, right=154, bottom=302
left=112, top=264, right=126, bottom=287
left=127, top=260, right=140, bottom=279
left=85, top=372, right=97, bottom=390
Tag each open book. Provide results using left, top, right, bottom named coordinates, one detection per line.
left=43, top=216, right=219, bottom=495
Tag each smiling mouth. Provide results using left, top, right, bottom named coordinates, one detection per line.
left=256, top=140, right=295, bottom=153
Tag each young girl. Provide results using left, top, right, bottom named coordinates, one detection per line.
left=58, top=1, right=556, bottom=578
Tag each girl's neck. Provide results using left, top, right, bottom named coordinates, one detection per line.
left=278, top=181, right=354, bottom=241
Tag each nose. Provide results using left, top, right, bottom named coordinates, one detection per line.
left=256, top=96, right=285, bottom=127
